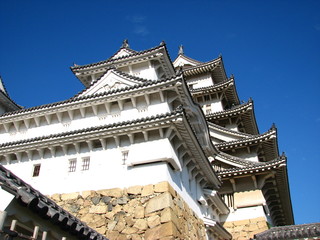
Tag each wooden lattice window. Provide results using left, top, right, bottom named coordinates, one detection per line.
left=81, top=157, right=90, bottom=171
left=68, top=158, right=77, bottom=172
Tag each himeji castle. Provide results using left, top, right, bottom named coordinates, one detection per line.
left=0, top=40, right=295, bottom=240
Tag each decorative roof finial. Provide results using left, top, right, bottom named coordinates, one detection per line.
left=178, top=45, right=184, bottom=55
left=121, top=39, right=129, bottom=48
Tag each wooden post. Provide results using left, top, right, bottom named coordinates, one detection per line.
left=0, top=211, right=7, bottom=231
left=32, top=226, right=39, bottom=239
left=42, top=231, right=47, bottom=240
left=10, top=219, right=17, bottom=231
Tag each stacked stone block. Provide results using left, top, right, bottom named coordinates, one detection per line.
left=50, top=181, right=206, bottom=240
left=223, top=217, right=269, bottom=240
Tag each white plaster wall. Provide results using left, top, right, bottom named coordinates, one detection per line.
left=2, top=139, right=178, bottom=195
left=0, top=188, right=14, bottom=211
left=236, top=152, right=259, bottom=162
left=165, top=162, right=212, bottom=220
left=209, top=128, right=242, bottom=142
left=225, top=124, right=239, bottom=132
left=121, top=62, right=158, bottom=80
left=2, top=136, right=211, bottom=220
left=188, top=73, right=213, bottom=89
left=0, top=102, right=171, bottom=144
left=202, top=99, right=223, bottom=113
left=221, top=206, right=266, bottom=222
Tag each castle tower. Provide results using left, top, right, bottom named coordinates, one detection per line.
left=173, top=46, right=294, bottom=239
left=0, top=40, right=293, bottom=240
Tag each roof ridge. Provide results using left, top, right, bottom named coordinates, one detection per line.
left=216, top=151, right=261, bottom=167
left=183, top=56, right=221, bottom=72
left=218, top=156, right=286, bottom=175
left=190, top=78, right=234, bottom=93
left=215, top=127, right=277, bottom=148
left=206, top=100, right=252, bottom=118
left=71, top=43, right=166, bottom=71
left=209, top=122, right=253, bottom=138
left=0, top=74, right=181, bottom=118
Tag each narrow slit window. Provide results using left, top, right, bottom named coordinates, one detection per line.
left=121, top=150, right=129, bottom=165
left=82, top=157, right=90, bottom=171
left=68, top=158, right=77, bottom=172
left=32, top=164, right=41, bottom=177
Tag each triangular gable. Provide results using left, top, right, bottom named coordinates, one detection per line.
left=173, top=55, right=202, bottom=68
left=110, top=48, right=137, bottom=60
left=78, top=69, right=142, bottom=97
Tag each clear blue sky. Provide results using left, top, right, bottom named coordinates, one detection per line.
left=1, top=0, right=319, bottom=225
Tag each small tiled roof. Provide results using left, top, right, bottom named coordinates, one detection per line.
left=253, top=223, right=320, bottom=240
left=216, top=151, right=262, bottom=168
left=215, top=126, right=277, bottom=151
left=0, top=165, right=108, bottom=240
left=182, top=56, right=223, bottom=76
left=209, top=121, right=253, bottom=138
left=70, top=42, right=167, bottom=71
left=218, top=155, right=287, bottom=178
left=207, top=99, right=259, bottom=135
left=190, top=77, right=234, bottom=93
left=206, top=99, right=253, bottom=120
left=0, top=77, right=22, bottom=113
left=72, top=67, right=150, bottom=99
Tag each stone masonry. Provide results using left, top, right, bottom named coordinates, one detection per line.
left=49, top=181, right=206, bottom=240
left=223, top=217, right=269, bottom=240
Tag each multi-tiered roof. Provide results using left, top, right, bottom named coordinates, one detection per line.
left=173, top=45, right=294, bottom=226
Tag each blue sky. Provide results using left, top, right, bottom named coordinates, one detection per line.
left=1, top=0, right=319, bottom=225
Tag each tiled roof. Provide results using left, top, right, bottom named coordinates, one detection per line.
left=0, top=77, right=22, bottom=112
left=0, top=165, right=108, bottom=240
left=218, top=155, right=286, bottom=177
left=182, top=57, right=222, bottom=76
left=70, top=42, right=167, bottom=71
left=72, top=67, right=150, bottom=98
left=216, top=151, right=262, bottom=168
left=0, top=73, right=182, bottom=119
left=209, top=122, right=253, bottom=138
left=253, top=223, right=320, bottom=240
left=190, top=78, right=234, bottom=94
left=206, top=99, right=253, bottom=120
left=0, top=107, right=184, bottom=150
left=215, top=126, right=276, bottom=150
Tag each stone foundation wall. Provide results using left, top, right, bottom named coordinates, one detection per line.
left=50, top=181, right=206, bottom=240
left=223, top=217, right=269, bottom=240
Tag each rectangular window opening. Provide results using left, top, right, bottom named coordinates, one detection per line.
left=32, top=164, right=41, bottom=177
left=68, top=158, right=77, bottom=172
left=82, top=157, right=90, bottom=171
left=121, top=150, right=129, bottom=165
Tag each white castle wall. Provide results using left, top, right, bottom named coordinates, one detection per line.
left=3, top=138, right=210, bottom=219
